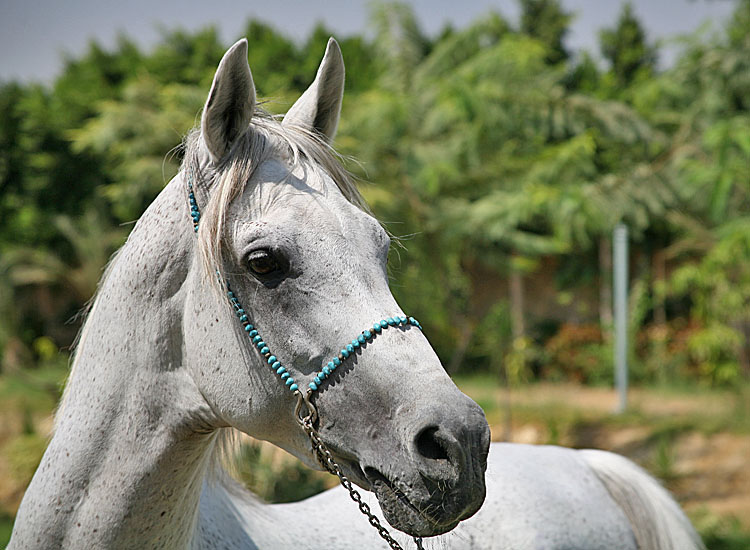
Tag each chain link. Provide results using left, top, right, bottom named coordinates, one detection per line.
left=302, top=416, right=424, bottom=550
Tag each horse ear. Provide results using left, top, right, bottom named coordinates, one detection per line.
left=283, top=38, right=344, bottom=143
left=201, top=39, right=256, bottom=164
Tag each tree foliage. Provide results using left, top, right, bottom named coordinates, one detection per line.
left=599, top=2, right=657, bottom=89
left=519, top=0, right=572, bottom=64
left=1, top=1, right=748, bottom=385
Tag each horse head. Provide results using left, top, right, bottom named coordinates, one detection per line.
left=182, top=38, right=490, bottom=538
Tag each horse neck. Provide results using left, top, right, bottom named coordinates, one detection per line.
left=11, top=176, right=221, bottom=549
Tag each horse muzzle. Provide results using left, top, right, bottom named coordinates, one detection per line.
left=358, top=398, right=491, bottom=537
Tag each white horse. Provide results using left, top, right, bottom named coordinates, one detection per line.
left=9, top=38, right=704, bottom=550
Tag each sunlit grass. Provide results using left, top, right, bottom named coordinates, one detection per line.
left=693, top=509, right=750, bottom=550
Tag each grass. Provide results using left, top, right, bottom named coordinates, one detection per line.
left=0, top=512, right=13, bottom=549
left=694, top=510, right=750, bottom=550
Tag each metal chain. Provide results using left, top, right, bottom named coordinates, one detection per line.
left=301, top=416, right=424, bottom=550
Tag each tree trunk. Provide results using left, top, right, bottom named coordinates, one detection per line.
left=446, top=323, right=475, bottom=374
left=652, top=247, right=669, bottom=382
left=509, top=263, right=525, bottom=341
left=504, top=257, right=526, bottom=443
left=652, top=248, right=667, bottom=326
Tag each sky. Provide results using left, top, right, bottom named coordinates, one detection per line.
left=0, top=0, right=738, bottom=83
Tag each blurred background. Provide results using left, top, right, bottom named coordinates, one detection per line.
left=1, top=0, right=749, bottom=547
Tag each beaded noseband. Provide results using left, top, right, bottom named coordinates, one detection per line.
left=187, top=172, right=425, bottom=550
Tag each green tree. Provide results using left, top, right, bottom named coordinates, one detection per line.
left=1, top=1, right=747, bottom=389
left=242, top=20, right=301, bottom=95
left=599, top=2, right=657, bottom=91
left=0, top=83, right=107, bottom=250
left=519, top=0, right=572, bottom=64
left=52, top=36, right=142, bottom=125
left=672, top=220, right=750, bottom=383
left=145, top=27, right=226, bottom=87
left=369, top=1, right=430, bottom=92
left=341, top=3, right=667, bottom=375
left=1, top=210, right=125, bottom=369
left=70, top=74, right=205, bottom=221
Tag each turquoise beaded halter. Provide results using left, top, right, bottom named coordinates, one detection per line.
left=187, top=170, right=426, bottom=550
left=186, top=173, right=423, bottom=398
left=224, top=279, right=422, bottom=395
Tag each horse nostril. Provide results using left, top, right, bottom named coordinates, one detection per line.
left=415, top=426, right=449, bottom=461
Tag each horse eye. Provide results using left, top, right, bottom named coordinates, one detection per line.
left=247, top=250, right=280, bottom=276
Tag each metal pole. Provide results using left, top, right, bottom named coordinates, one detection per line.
left=613, top=223, right=628, bottom=413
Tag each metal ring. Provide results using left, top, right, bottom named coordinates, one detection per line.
left=294, top=389, right=318, bottom=426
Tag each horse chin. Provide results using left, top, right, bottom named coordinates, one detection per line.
left=333, top=456, right=462, bottom=536
left=365, top=469, right=461, bottom=538
left=327, top=445, right=486, bottom=537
